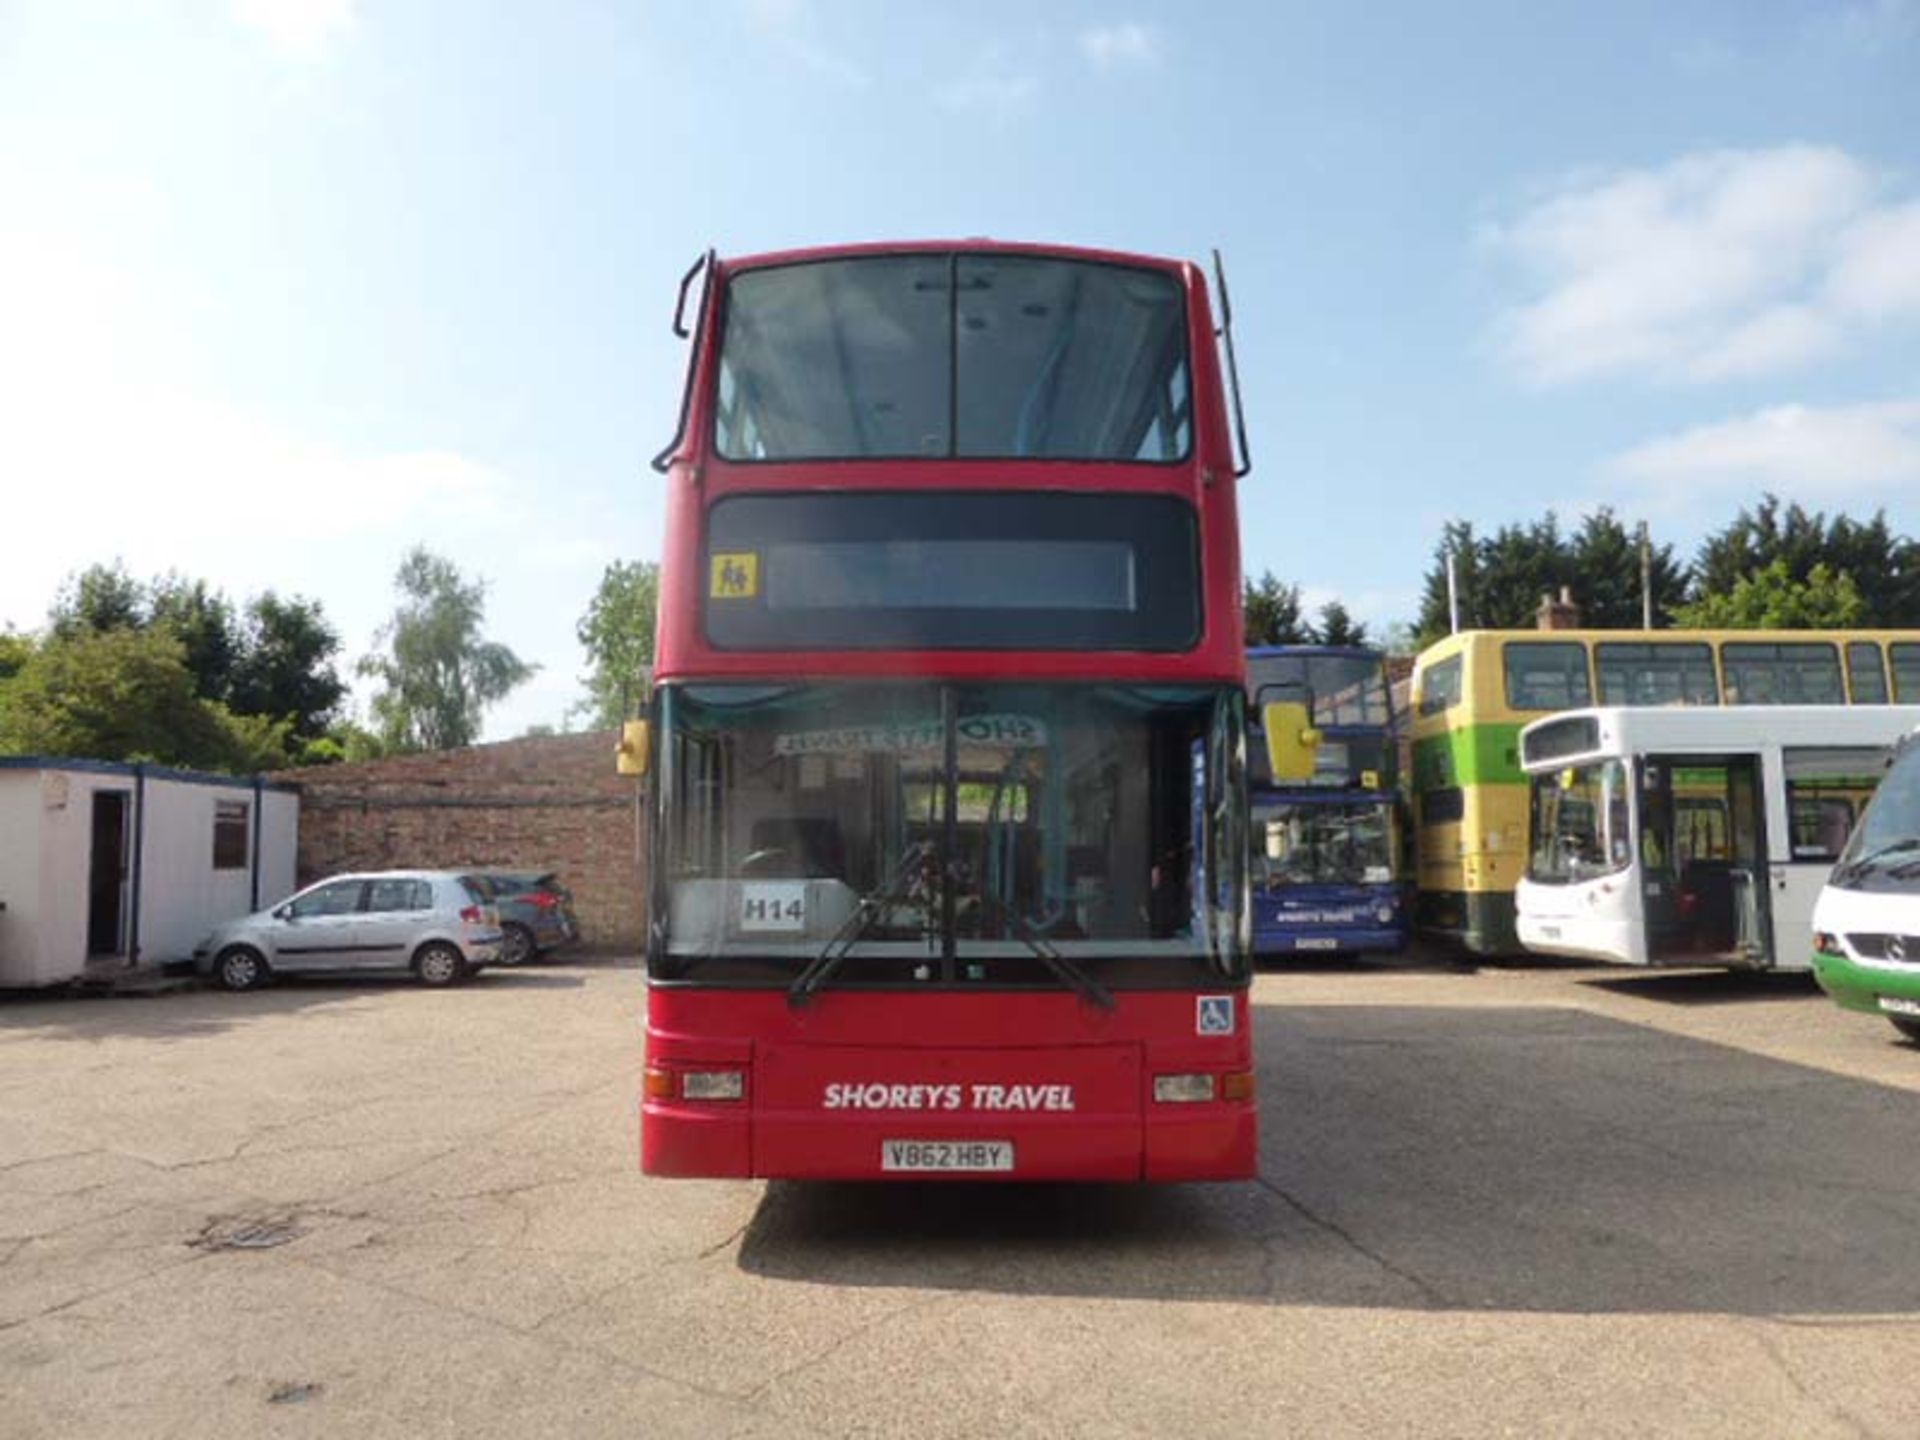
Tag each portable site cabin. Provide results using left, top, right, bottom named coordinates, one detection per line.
left=0, top=759, right=300, bottom=987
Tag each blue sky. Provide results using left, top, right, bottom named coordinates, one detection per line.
left=3, top=0, right=1918, bottom=737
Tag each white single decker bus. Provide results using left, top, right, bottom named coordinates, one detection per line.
left=1516, top=706, right=1920, bottom=970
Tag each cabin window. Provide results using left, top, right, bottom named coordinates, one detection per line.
left=212, top=800, right=250, bottom=871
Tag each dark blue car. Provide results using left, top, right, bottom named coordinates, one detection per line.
left=475, top=871, right=580, bottom=966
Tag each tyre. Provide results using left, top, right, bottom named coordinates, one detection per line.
left=215, top=946, right=268, bottom=992
left=414, top=942, right=468, bottom=988
left=1888, top=1016, right=1920, bottom=1045
left=499, top=923, right=536, bottom=967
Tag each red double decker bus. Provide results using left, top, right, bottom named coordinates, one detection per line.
left=640, top=240, right=1256, bottom=1181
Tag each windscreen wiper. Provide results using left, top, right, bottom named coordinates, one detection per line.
left=1008, top=915, right=1116, bottom=1012
left=789, top=841, right=933, bottom=1007
left=1835, top=837, right=1920, bottom=882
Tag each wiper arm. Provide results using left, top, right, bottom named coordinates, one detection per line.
left=1008, top=915, right=1116, bottom=1012
left=789, top=841, right=933, bottom=1007
left=1835, top=837, right=1920, bottom=881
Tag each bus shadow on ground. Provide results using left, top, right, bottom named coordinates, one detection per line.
left=1581, top=968, right=1821, bottom=1006
left=737, top=1003, right=1920, bottom=1316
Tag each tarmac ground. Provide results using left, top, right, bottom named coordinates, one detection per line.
left=4, top=949, right=1918, bottom=1438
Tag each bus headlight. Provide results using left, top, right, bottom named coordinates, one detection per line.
left=681, top=1070, right=746, bottom=1101
left=1375, top=905, right=1395, bottom=925
left=1813, top=932, right=1843, bottom=957
left=646, top=1068, right=747, bottom=1102
left=1153, top=1074, right=1216, bottom=1103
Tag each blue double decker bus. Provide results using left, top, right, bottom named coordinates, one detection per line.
left=1246, top=646, right=1409, bottom=957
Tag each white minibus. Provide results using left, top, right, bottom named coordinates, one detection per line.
left=1811, top=727, right=1920, bottom=1038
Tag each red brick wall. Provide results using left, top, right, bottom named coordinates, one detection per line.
left=272, top=731, right=647, bottom=949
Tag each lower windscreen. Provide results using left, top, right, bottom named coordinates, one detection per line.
left=648, top=681, right=1248, bottom=988
left=703, top=491, right=1199, bottom=650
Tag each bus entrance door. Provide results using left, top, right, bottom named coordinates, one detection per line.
left=1642, top=753, right=1772, bottom=966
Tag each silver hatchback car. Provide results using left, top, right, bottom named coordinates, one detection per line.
left=194, top=871, right=504, bottom=991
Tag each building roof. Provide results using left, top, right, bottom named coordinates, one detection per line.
left=0, top=756, right=299, bottom=793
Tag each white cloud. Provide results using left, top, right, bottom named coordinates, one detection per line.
left=1488, top=145, right=1920, bottom=385
left=230, top=0, right=358, bottom=62
left=1080, top=22, right=1159, bottom=70
left=1606, top=399, right=1920, bottom=497
left=1827, top=200, right=1920, bottom=320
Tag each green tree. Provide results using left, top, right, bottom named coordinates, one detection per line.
left=1567, top=509, right=1688, bottom=628
left=229, top=592, right=347, bottom=742
left=49, top=561, right=145, bottom=638
left=574, top=560, right=659, bottom=729
left=360, top=546, right=535, bottom=752
left=0, top=629, right=32, bottom=683
left=0, top=629, right=239, bottom=768
left=1673, top=559, right=1867, bottom=630
left=148, top=573, right=240, bottom=704
left=1416, top=520, right=1483, bottom=645
left=1692, top=496, right=1920, bottom=626
left=1418, top=510, right=1689, bottom=642
left=1243, top=571, right=1314, bottom=645
left=1314, top=600, right=1369, bottom=648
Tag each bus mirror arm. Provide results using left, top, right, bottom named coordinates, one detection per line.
left=651, top=248, right=716, bottom=474
left=670, top=249, right=712, bottom=339
left=1212, top=248, right=1252, bottom=480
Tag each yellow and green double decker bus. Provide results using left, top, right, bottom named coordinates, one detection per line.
left=1409, top=628, right=1920, bottom=955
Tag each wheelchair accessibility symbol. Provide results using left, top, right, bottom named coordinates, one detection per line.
left=1196, top=994, right=1234, bottom=1036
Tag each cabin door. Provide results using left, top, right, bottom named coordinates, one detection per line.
left=87, top=790, right=132, bottom=959
left=1641, top=754, right=1772, bottom=966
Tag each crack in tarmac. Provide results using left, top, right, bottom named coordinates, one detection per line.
left=1253, top=1174, right=1453, bottom=1307
left=1746, top=1320, right=1876, bottom=1439
left=0, top=1250, right=210, bottom=1335
left=744, top=1290, right=960, bottom=1403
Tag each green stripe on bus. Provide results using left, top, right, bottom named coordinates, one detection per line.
left=1412, top=723, right=1527, bottom=788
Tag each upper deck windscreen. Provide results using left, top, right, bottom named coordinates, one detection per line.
left=1246, top=652, right=1390, bottom=728
left=715, top=254, right=1191, bottom=462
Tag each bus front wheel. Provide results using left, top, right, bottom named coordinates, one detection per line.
left=1888, top=1016, right=1920, bottom=1045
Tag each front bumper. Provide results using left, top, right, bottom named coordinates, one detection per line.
left=1811, top=950, right=1920, bottom=1014
left=1254, top=926, right=1408, bottom=957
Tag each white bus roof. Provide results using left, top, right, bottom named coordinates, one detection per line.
left=1519, top=706, right=1920, bottom=773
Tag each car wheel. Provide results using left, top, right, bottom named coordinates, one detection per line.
left=415, top=942, right=468, bottom=988
left=499, top=923, right=536, bottom=967
left=1888, top=1016, right=1920, bottom=1045
left=215, top=946, right=268, bottom=992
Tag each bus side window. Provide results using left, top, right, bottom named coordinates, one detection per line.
left=1890, top=643, right=1920, bottom=702
left=1417, top=655, right=1462, bottom=716
left=1847, top=642, right=1889, bottom=703
left=1503, top=642, right=1592, bottom=712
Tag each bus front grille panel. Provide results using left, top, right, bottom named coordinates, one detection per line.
left=1847, top=933, right=1920, bottom=963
